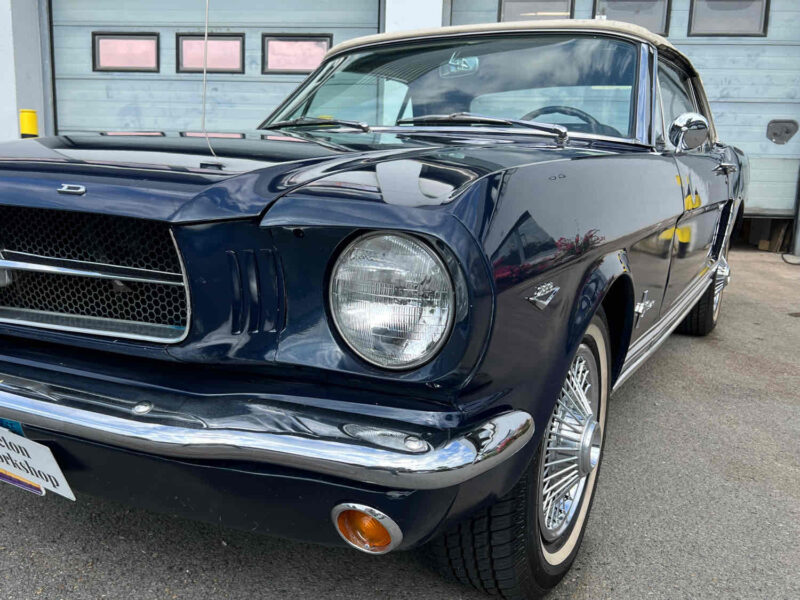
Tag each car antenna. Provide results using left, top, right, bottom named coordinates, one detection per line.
left=200, top=0, right=218, bottom=160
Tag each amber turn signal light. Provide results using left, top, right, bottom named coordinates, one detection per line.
left=331, top=503, right=403, bottom=554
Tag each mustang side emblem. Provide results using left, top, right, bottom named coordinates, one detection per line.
left=634, top=290, right=655, bottom=328
left=57, top=184, right=86, bottom=196
left=526, top=282, right=560, bottom=310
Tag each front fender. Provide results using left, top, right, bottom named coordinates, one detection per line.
left=459, top=248, right=634, bottom=429
left=451, top=248, right=634, bottom=507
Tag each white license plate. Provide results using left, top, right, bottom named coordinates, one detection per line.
left=0, top=425, right=75, bottom=500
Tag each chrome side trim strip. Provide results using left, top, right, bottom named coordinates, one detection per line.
left=613, top=268, right=714, bottom=392
left=0, top=386, right=533, bottom=490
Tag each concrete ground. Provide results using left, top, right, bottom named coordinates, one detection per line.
left=1, top=248, right=798, bottom=600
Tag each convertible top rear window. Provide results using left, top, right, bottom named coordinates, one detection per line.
left=268, top=35, right=639, bottom=139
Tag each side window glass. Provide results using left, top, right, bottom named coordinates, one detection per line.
left=658, top=62, right=695, bottom=126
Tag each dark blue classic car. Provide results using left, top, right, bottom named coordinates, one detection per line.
left=0, top=20, right=745, bottom=599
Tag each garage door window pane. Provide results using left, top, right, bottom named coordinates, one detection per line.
left=94, top=35, right=158, bottom=72
left=594, top=1, right=670, bottom=35
left=178, top=35, right=243, bottom=73
left=181, top=131, right=244, bottom=138
left=501, top=1, right=574, bottom=21
left=689, top=0, right=768, bottom=36
left=101, top=131, right=165, bottom=136
left=263, top=36, right=331, bottom=73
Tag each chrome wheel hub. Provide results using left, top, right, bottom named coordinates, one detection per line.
left=578, top=418, right=602, bottom=477
left=538, top=344, right=601, bottom=542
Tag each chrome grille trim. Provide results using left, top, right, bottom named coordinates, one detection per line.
left=0, top=308, right=187, bottom=342
left=0, top=216, right=190, bottom=344
left=0, top=252, right=184, bottom=286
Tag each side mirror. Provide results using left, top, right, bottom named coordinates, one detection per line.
left=668, top=112, right=709, bottom=152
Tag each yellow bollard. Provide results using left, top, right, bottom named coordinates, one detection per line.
left=19, top=110, right=38, bottom=138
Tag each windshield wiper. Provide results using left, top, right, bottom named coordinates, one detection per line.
left=263, top=116, right=371, bottom=133
left=396, top=112, right=568, bottom=143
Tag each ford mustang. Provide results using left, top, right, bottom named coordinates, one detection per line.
left=0, top=19, right=746, bottom=599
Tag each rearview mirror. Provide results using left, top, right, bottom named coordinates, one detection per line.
left=668, top=112, right=709, bottom=152
left=438, top=53, right=479, bottom=78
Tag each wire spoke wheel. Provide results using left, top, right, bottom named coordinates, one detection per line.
left=538, top=344, right=602, bottom=542
left=427, top=312, right=610, bottom=597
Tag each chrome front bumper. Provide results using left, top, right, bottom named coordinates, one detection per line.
left=0, top=373, right=533, bottom=491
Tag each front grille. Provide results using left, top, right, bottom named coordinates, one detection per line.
left=0, top=206, right=181, bottom=273
left=0, top=271, right=187, bottom=326
left=0, top=206, right=189, bottom=343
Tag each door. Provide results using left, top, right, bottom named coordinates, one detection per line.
left=658, top=59, right=731, bottom=310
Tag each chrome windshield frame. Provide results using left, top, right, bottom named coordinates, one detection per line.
left=635, top=42, right=654, bottom=146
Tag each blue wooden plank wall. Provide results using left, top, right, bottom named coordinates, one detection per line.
left=51, top=0, right=378, bottom=136
left=451, top=0, right=800, bottom=215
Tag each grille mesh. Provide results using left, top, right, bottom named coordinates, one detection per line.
left=0, top=205, right=182, bottom=273
left=0, top=271, right=187, bottom=327
left=0, top=206, right=188, bottom=341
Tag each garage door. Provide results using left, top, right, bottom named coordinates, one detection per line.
left=51, top=0, right=379, bottom=135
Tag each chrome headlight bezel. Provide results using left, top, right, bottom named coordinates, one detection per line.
left=328, top=231, right=457, bottom=371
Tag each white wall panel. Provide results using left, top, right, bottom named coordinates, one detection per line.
left=50, top=0, right=379, bottom=134
left=385, top=0, right=444, bottom=32
left=0, top=0, right=19, bottom=141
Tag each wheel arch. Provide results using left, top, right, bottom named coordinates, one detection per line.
left=600, top=272, right=635, bottom=385
left=567, top=250, right=635, bottom=388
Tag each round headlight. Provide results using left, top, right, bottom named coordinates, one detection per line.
left=329, top=232, right=455, bottom=369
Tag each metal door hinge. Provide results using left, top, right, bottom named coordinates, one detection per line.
left=634, top=290, right=655, bottom=328
left=713, top=162, right=737, bottom=175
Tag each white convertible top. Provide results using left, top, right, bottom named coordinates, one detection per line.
left=327, top=19, right=691, bottom=67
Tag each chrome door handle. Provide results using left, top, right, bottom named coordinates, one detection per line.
left=713, top=162, right=737, bottom=175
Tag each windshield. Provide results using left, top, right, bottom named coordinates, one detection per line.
left=265, top=35, right=639, bottom=139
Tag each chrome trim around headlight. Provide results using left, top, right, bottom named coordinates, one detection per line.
left=328, top=231, right=457, bottom=370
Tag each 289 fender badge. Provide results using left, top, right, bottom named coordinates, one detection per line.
left=57, top=184, right=86, bottom=196
left=526, top=282, right=560, bottom=310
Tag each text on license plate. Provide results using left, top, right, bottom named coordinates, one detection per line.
left=0, top=424, right=75, bottom=500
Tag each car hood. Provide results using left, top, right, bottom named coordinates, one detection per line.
left=0, top=133, right=605, bottom=223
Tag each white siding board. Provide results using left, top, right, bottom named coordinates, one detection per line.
left=750, top=158, right=800, bottom=183
left=51, top=0, right=379, bottom=28
left=450, top=0, right=497, bottom=25
left=51, top=0, right=378, bottom=135
left=667, top=0, right=800, bottom=214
